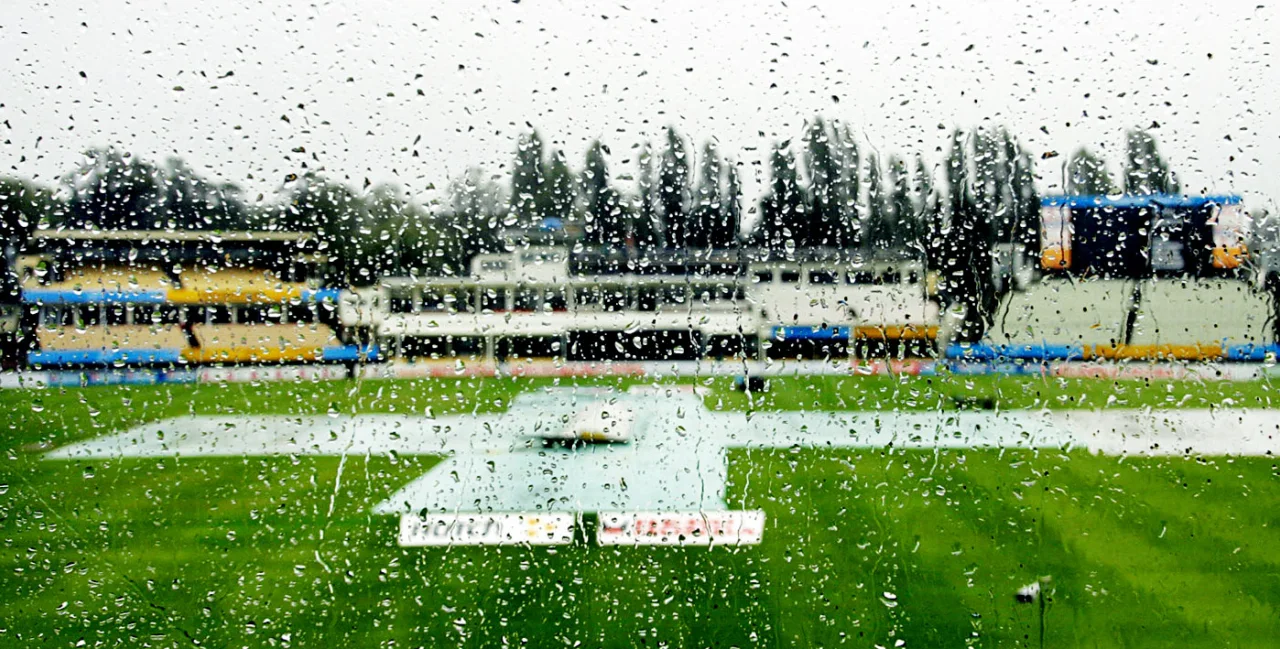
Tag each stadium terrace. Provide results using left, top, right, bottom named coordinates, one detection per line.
left=4, top=193, right=1273, bottom=377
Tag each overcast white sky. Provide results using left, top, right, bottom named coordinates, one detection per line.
left=1, top=0, right=1276, bottom=213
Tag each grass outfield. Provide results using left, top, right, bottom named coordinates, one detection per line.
left=1, top=375, right=1278, bottom=647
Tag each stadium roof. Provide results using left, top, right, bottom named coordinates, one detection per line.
left=23, top=228, right=328, bottom=267
left=1041, top=194, right=1243, bottom=209
left=30, top=229, right=315, bottom=243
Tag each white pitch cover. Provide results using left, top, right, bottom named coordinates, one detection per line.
left=399, top=513, right=575, bottom=546
left=597, top=511, right=765, bottom=546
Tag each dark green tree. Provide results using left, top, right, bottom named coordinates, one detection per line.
left=1123, top=129, right=1178, bottom=195
left=913, top=155, right=934, bottom=211
left=833, top=122, right=862, bottom=247
left=356, top=185, right=411, bottom=279
left=0, top=178, right=57, bottom=241
left=971, top=128, right=1002, bottom=230
left=581, top=141, right=625, bottom=247
left=1007, top=141, right=1040, bottom=256
left=0, top=177, right=59, bottom=302
left=1067, top=148, right=1117, bottom=195
left=633, top=142, right=663, bottom=251
left=63, top=147, right=165, bottom=230
left=1123, top=129, right=1150, bottom=195
left=720, top=159, right=742, bottom=249
left=391, top=190, right=445, bottom=277
left=889, top=156, right=918, bottom=253
left=987, top=130, right=1017, bottom=244
left=941, top=129, right=997, bottom=341
left=863, top=153, right=893, bottom=251
left=543, top=148, right=578, bottom=225
left=803, top=117, right=849, bottom=247
left=160, top=157, right=250, bottom=231
left=509, top=131, right=546, bottom=227
left=439, top=168, right=505, bottom=273
left=689, top=141, right=723, bottom=249
left=658, top=127, right=690, bottom=249
left=278, top=173, right=367, bottom=282
left=911, top=155, right=936, bottom=260
left=945, top=129, right=968, bottom=220
left=754, top=144, right=806, bottom=253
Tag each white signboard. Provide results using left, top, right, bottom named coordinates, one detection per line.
left=1040, top=204, right=1072, bottom=268
left=597, top=511, right=765, bottom=546
left=400, top=513, right=575, bottom=547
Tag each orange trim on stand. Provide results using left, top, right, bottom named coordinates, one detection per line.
left=1087, top=343, right=1223, bottom=361
left=1211, top=245, right=1247, bottom=269
left=167, top=287, right=306, bottom=305
left=181, top=346, right=324, bottom=364
left=852, top=325, right=939, bottom=340
left=1040, top=246, right=1071, bottom=270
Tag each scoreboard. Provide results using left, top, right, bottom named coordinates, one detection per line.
left=1040, top=194, right=1247, bottom=278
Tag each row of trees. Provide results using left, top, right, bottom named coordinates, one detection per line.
left=1064, top=129, right=1180, bottom=196
left=503, top=128, right=744, bottom=250
left=1, top=123, right=1180, bottom=337
left=485, top=119, right=1055, bottom=257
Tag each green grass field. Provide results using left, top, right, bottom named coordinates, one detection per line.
left=2, top=375, right=1278, bottom=647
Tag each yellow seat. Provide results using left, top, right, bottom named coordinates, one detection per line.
left=186, top=323, right=340, bottom=363
left=173, top=267, right=311, bottom=304
left=38, top=265, right=172, bottom=292
left=37, top=324, right=186, bottom=351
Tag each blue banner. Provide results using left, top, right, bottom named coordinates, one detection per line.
left=22, top=289, right=169, bottom=305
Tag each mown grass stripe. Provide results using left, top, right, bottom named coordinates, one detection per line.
left=962, top=450, right=1278, bottom=647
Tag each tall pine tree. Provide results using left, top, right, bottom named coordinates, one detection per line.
left=833, top=123, right=862, bottom=248
left=689, top=141, right=723, bottom=249
left=64, top=147, right=166, bottom=230
left=581, top=141, right=624, bottom=247
left=1067, top=148, right=1117, bottom=195
left=658, top=127, right=690, bottom=249
left=542, top=148, right=577, bottom=227
left=509, top=131, right=546, bottom=228
left=803, top=117, right=848, bottom=248
left=942, top=129, right=997, bottom=341
left=441, top=168, right=505, bottom=273
left=863, top=153, right=893, bottom=252
left=913, top=155, right=940, bottom=262
left=889, top=155, right=917, bottom=253
left=633, top=141, right=663, bottom=251
left=1123, top=129, right=1178, bottom=195
left=754, top=144, right=806, bottom=253
left=1007, top=140, right=1040, bottom=256
left=720, top=159, right=742, bottom=249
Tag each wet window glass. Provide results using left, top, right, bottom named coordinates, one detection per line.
left=1, top=2, right=1277, bottom=648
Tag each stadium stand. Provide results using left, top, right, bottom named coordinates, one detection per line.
left=32, top=324, right=187, bottom=365
left=37, top=325, right=187, bottom=350
left=171, top=267, right=335, bottom=304
left=25, top=265, right=173, bottom=292
left=1127, top=279, right=1273, bottom=360
left=342, top=248, right=941, bottom=362
left=19, top=230, right=376, bottom=368
left=961, top=277, right=1275, bottom=362
left=188, top=322, right=347, bottom=363
left=949, top=193, right=1275, bottom=363
left=965, top=278, right=1134, bottom=360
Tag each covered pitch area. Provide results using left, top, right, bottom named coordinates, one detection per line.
left=3, top=374, right=1279, bottom=647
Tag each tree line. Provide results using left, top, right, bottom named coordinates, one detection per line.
left=0, top=122, right=1179, bottom=338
